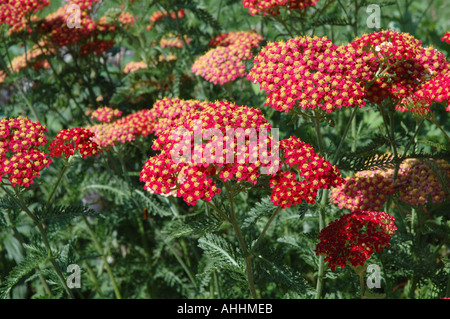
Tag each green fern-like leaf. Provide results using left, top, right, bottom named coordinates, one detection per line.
left=198, top=233, right=244, bottom=274
left=0, top=250, right=48, bottom=299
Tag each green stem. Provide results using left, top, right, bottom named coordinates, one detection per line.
left=1, top=184, right=74, bottom=298
left=82, top=215, right=122, bottom=299
left=224, top=182, right=258, bottom=299
left=250, top=206, right=283, bottom=256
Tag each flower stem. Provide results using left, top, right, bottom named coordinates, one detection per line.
left=224, top=182, right=258, bottom=298
left=82, top=215, right=122, bottom=299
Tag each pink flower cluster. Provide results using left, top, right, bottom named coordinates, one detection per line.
left=330, top=169, right=395, bottom=212
left=348, top=31, right=449, bottom=106
left=316, top=210, right=397, bottom=270
left=192, top=31, right=264, bottom=85
left=242, top=0, right=318, bottom=16
left=90, top=107, right=123, bottom=123
left=123, top=61, right=148, bottom=74
left=0, top=117, right=51, bottom=187
left=331, top=159, right=450, bottom=210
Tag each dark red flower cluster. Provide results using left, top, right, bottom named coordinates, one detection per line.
left=269, top=137, right=344, bottom=208
left=315, top=211, right=397, bottom=270
left=192, top=31, right=264, bottom=85
left=49, top=127, right=101, bottom=159
left=0, top=117, right=51, bottom=187
left=80, top=39, right=115, bottom=56
left=242, top=0, right=318, bottom=16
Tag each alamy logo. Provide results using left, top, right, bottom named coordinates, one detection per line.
left=366, top=4, right=381, bottom=29
left=366, top=264, right=381, bottom=289
left=66, top=4, right=81, bottom=29
left=66, top=264, right=81, bottom=288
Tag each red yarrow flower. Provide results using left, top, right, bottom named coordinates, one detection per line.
left=315, top=210, right=397, bottom=271
left=192, top=31, right=263, bottom=85
left=0, top=116, right=51, bottom=187
left=269, top=136, right=344, bottom=208
left=49, top=128, right=101, bottom=159
left=90, top=106, right=123, bottom=123
left=248, top=35, right=368, bottom=113
left=242, top=0, right=318, bottom=16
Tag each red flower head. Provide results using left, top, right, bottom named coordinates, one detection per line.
left=248, top=35, right=368, bottom=113
left=90, top=106, right=123, bottom=123
left=316, top=210, right=397, bottom=271
left=442, top=32, right=450, bottom=45
left=0, top=117, right=51, bottom=187
left=242, top=0, right=318, bottom=16
left=140, top=98, right=278, bottom=206
left=269, top=136, right=344, bottom=208
left=49, top=127, right=101, bottom=159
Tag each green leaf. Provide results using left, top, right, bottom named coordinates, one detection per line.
left=0, top=251, right=48, bottom=299
left=198, top=233, right=243, bottom=273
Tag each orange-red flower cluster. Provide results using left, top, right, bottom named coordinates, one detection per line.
left=146, top=9, right=185, bottom=30
left=192, top=31, right=264, bottom=85
left=316, top=210, right=397, bottom=270
left=242, top=0, right=318, bottom=16
left=269, top=136, right=344, bottom=208
left=0, top=117, right=51, bottom=187
left=9, top=41, right=55, bottom=73
left=123, top=61, right=148, bottom=74
left=49, top=127, right=101, bottom=159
